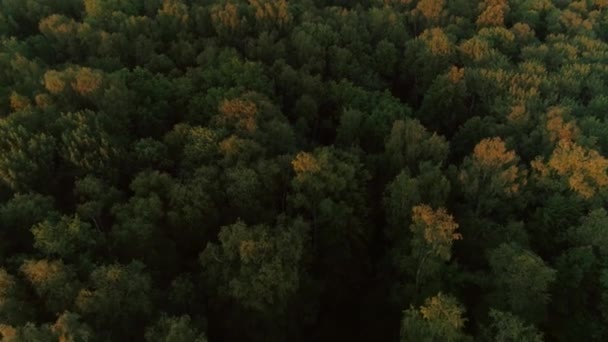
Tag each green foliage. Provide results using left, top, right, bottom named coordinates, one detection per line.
left=385, top=118, right=449, bottom=174
left=481, top=309, right=543, bottom=342
left=76, top=261, right=152, bottom=339
left=0, top=120, right=56, bottom=191
left=0, top=193, right=56, bottom=256
left=0, top=269, right=34, bottom=326
left=32, top=215, right=100, bottom=262
left=487, top=243, right=556, bottom=323
left=201, top=218, right=308, bottom=314
left=0, top=1, right=608, bottom=341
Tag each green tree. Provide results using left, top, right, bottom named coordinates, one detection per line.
left=0, top=120, right=56, bottom=192
left=487, top=243, right=556, bottom=324
left=76, top=261, right=152, bottom=339
left=0, top=269, right=33, bottom=326
left=0, top=193, right=56, bottom=257
left=385, top=118, right=449, bottom=175
left=201, top=218, right=308, bottom=314
left=480, top=309, right=543, bottom=342
left=31, top=215, right=101, bottom=263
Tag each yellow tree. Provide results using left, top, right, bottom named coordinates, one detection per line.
left=414, top=0, right=446, bottom=27
left=532, top=140, right=608, bottom=199
left=400, top=292, right=468, bottom=342
left=532, top=107, right=608, bottom=199
left=249, top=0, right=290, bottom=28
left=459, top=137, right=526, bottom=216
left=410, top=205, right=461, bottom=294
left=476, top=0, right=509, bottom=27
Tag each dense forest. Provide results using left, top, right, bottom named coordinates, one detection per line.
left=1, top=0, right=608, bottom=341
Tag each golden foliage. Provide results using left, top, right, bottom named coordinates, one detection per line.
left=9, top=92, right=30, bottom=112
left=211, top=2, right=242, bottom=30
left=573, top=36, right=607, bottom=58
left=507, top=103, right=528, bottom=123
left=596, top=0, right=608, bottom=9
left=420, top=28, right=452, bottom=55
left=20, top=259, right=61, bottom=285
left=473, top=137, right=516, bottom=168
left=509, top=72, right=542, bottom=100
left=72, top=68, right=103, bottom=96
left=249, top=0, right=290, bottom=26
left=519, top=61, right=546, bottom=75
left=412, top=205, right=461, bottom=260
left=478, top=68, right=510, bottom=86
left=447, top=66, right=465, bottom=84
left=546, top=141, right=608, bottom=198
left=511, top=23, right=535, bottom=42
left=416, top=0, right=445, bottom=21
left=35, top=94, right=53, bottom=109
left=545, top=107, right=579, bottom=143
left=460, top=38, right=491, bottom=61
left=44, top=70, right=66, bottom=94
left=476, top=0, right=509, bottom=27
left=39, top=14, right=76, bottom=37
left=466, top=137, right=524, bottom=195
left=419, top=293, right=466, bottom=330
left=219, top=135, right=250, bottom=158
left=292, top=152, right=321, bottom=178
left=0, top=325, right=16, bottom=339
left=219, top=99, right=258, bottom=133
left=160, top=0, right=190, bottom=23
left=569, top=0, right=588, bottom=12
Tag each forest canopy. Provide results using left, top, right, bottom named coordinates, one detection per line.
left=2, top=0, right=608, bottom=341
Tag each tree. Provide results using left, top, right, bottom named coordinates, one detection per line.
left=201, top=218, right=308, bottom=314
left=476, top=0, right=510, bottom=27
left=51, top=311, right=94, bottom=342
left=289, top=148, right=370, bottom=286
left=487, top=243, right=556, bottom=324
left=56, top=110, right=123, bottom=178
left=383, top=163, right=450, bottom=241
left=0, top=119, right=56, bottom=191
left=459, top=137, right=526, bottom=217
left=76, top=261, right=152, bottom=339
left=31, top=215, right=101, bottom=263
left=532, top=140, right=608, bottom=199
left=0, top=269, right=34, bottom=326
left=400, top=293, right=468, bottom=342
left=480, top=309, right=543, bottom=342
left=145, top=315, right=207, bottom=342
left=568, top=208, right=608, bottom=256
left=0, top=193, right=56, bottom=257
left=418, top=66, right=468, bottom=135
left=409, top=205, right=461, bottom=297
left=0, top=323, right=54, bottom=342
left=110, top=171, right=177, bottom=269
left=385, top=118, right=449, bottom=175
left=20, top=259, right=80, bottom=314
left=403, top=27, right=456, bottom=98
left=73, top=175, right=122, bottom=232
